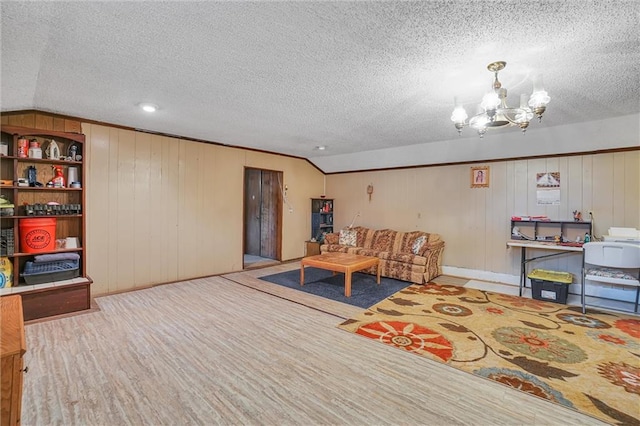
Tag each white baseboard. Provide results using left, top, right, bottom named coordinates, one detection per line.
left=442, top=266, right=519, bottom=286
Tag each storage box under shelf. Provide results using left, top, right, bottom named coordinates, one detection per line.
left=22, top=267, right=79, bottom=285
left=21, top=258, right=80, bottom=285
left=528, top=269, right=573, bottom=304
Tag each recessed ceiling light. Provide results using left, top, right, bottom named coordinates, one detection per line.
left=315, top=145, right=326, bottom=151
left=139, top=103, right=158, bottom=113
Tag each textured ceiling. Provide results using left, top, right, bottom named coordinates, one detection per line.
left=2, top=1, right=639, bottom=172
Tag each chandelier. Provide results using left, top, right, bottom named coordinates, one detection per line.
left=450, top=61, right=550, bottom=137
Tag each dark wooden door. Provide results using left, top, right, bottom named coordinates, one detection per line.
left=244, top=168, right=262, bottom=256
left=243, top=168, right=282, bottom=260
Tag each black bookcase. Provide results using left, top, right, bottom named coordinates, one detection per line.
left=311, top=198, right=333, bottom=242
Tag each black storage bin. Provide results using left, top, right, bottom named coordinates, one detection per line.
left=528, top=269, right=572, bottom=304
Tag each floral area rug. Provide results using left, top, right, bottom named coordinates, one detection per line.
left=338, top=283, right=640, bottom=424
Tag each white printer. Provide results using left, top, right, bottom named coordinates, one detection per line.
left=603, top=227, right=640, bottom=244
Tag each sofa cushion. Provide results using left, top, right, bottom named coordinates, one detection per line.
left=324, top=233, right=339, bottom=245
left=385, top=251, right=427, bottom=266
left=339, top=229, right=357, bottom=246
left=370, top=229, right=397, bottom=251
left=353, top=248, right=383, bottom=258
left=321, top=244, right=349, bottom=253
left=381, top=259, right=427, bottom=284
left=351, top=226, right=372, bottom=248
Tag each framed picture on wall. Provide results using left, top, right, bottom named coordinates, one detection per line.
left=471, top=166, right=490, bottom=188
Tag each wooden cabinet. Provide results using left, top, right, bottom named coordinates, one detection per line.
left=0, top=125, right=91, bottom=321
left=305, top=240, right=321, bottom=256
left=311, top=198, right=333, bottom=242
left=1, top=295, right=26, bottom=426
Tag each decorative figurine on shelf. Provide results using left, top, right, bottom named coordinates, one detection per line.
left=68, top=143, right=78, bottom=161
left=573, top=210, right=583, bottom=222
left=45, top=139, right=61, bottom=160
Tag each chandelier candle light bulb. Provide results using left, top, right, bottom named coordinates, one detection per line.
left=529, top=74, right=551, bottom=121
left=451, top=61, right=550, bottom=137
left=451, top=97, right=468, bottom=134
left=515, top=94, right=534, bottom=130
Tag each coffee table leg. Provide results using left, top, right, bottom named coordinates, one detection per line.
left=345, top=270, right=352, bottom=297
left=300, top=264, right=305, bottom=286
left=376, top=260, right=381, bottom=284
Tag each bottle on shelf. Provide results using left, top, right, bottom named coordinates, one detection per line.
left=27, top=166, right=37, bottom=187
left=28, top=139, right=42, bottom=159
left=67, top=166, right=79, bottom=187
left=17, top=137, right=28, bottom=158
left=48, top=165, right=66, bottom=188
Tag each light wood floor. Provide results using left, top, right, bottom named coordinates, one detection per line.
left=243, top=254, right=280, bottom=270
left=21, top=262, right=605, bottom=425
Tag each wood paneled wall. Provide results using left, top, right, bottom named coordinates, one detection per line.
left=2, top=112, right=325, bottom=295
left=6, top=111, right=637, bottom=293
left=1, top=112, right=82, bottom=133
left=326, top=151, right=640, bottom=283
left=83, top=124, right=323, bottom=295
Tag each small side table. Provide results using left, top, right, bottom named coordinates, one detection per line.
left=305, top=240, right=321, bottom=256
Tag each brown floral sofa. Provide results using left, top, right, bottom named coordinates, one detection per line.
left=320, top=226, right=444, bottom=284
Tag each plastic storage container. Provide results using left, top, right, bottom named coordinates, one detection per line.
left=19, top=218, right=56, bottom=253
left=528, top=269, right=573, bottom=304
left=0, top=256, right=12, bottom=288
left=0, top=195, right=14, bottom=216
left=0, top=228, right=14, bottom=255
left=21, top=257, right=79, bottom=284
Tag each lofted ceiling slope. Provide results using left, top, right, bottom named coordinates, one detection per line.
left=1, top=1, right=639, bottom=172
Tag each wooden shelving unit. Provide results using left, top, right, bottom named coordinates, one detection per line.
left=510, top=219, right=592, bottom=243
left=0, top=125, right=92, bottom=321
left=311, top=198, right=333, bottom=242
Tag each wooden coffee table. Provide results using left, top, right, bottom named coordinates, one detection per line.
left=300, top=252, right=380, bottom=297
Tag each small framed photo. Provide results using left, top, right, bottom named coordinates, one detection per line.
left=471, top=166, right=490, bottom=188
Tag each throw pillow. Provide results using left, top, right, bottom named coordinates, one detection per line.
left=339, top=229, right=357, bottom=247
left=412, top=235, right=427, bottom=255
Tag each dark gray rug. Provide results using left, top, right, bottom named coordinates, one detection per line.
left=259, top=267, right=412, bottom=308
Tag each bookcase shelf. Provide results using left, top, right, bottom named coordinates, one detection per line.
left=311, top=198, right=333, bottom=242
left=510, top=219, right=592, bottom=243
left=1, top=125, right=91, bottom=321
